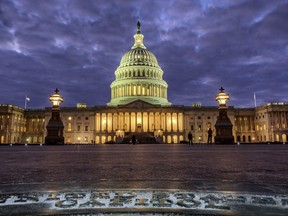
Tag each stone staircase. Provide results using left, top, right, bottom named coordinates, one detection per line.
left=122, top=132, right=158, bottom=144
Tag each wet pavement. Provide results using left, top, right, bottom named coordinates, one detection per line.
left=0, top=144, right=287, bottom=215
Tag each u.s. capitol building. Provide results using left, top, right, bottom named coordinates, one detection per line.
left=1, top=23, right=288, bottom=144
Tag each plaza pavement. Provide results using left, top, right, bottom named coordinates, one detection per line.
left=0, top=144, right=287, bottom=215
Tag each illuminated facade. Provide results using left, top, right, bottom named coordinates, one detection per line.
left=0, top=23, right=288, bottom=144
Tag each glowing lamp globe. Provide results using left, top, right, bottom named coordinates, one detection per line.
left=49, top=88, right=63, bottom=107
left=215, top=87, right=229, bottom=107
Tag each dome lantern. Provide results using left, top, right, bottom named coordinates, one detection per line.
left=132, top=21, right=146, bottom=49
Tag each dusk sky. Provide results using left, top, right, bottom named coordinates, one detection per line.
left=0, top=0, right=288, bottom=108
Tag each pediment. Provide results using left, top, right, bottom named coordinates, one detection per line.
left=119, top=100, right=157, bottom=108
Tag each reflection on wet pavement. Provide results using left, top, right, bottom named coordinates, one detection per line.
left=0, top=144, right=287, bottom=215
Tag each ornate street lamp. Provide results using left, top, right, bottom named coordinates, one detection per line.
left=45, top=89, right=64, bottom=145
left=214, top=87, right=234, bottom=144
left=49, top=89, right=63, bottom=108
left=215, top=87, right=229, bottom=108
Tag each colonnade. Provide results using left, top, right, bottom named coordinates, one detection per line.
left=95, top=112, right=183, bottom=133
left=116, top=69, right=162, bottom=79
left=111, top=84, right=167, bottom=99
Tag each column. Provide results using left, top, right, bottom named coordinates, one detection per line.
left=176, top=113, right=179, bottom=132
left=129, top=113, right=131, bottom=132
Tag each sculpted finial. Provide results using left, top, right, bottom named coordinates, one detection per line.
left=137, top=21, right=141, bottom=34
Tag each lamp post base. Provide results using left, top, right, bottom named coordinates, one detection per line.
left=214, top=136, right=234, bottom=144
left=45, top=136, right=64, bottom=145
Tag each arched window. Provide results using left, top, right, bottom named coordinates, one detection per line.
left=95, top=136, right=100, bottom=144
left=276, top=134, right=279, bottom=142
left=173, top=135, right=178, bottom=144
left=167, top=135, right=171, bottom=144
left=282, top=134, right=287, bottom=142
left=101, top=136, right=106, bottom=144
left=237, top=136, right=241, bottom=142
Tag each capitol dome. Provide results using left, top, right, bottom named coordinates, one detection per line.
left=107, top=21, right=171, bottom=106
left=119, top=48, right=159, bottom=68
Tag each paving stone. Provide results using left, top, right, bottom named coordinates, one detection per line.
left=46, top=193, right=61, bottom=201
left=226, top=195, right=247, bottom=204
left=91, top=192, right=110, bottom=199
left=252, top=197, right=276, bottom=205
left=55, top=199, right=78, bottom=208
left=200, top=194, right=222, bottom=204
left=135, top=198, right=149, bottom=206
left=0, top=195, right=10, bottom=204
left=65, top=192, right=86, bottom=199
left=115, top=191, right=137, bottom=197
left=109, top=197, right=124, bottom=207
left=152, top=198, right=172, bottom=207
left=79, top=199, right=105, bottom=208
left=174, top=192, right=195, bottom=200
left=205, top=204, right=231, bottom=210
left=114, top=196, right=133, bottom=204
left=281, top=199, right=288, bottom=206
left=176, top=199, right=201, bottom=208
left=14, top=193, right=39, bottom=203
left=152, top=191, right=169, bottom=199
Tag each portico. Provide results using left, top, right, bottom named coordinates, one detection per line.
left=95, top=100, right=184, bottom=144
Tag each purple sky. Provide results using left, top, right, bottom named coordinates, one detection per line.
left=0, top=0, right=288, bottom=108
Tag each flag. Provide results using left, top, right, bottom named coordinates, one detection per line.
left=26, top=97, right=30, bottom=101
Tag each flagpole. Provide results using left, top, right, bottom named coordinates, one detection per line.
left=25, top=95, right=27, bottom=109
left=254, top=92, right=257, bottom=108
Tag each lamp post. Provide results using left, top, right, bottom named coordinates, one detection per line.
left=45, top=89, right=64, bottom=145
left=214, top=87, right=234, bottom=144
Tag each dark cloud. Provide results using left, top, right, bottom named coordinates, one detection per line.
left=0, top=0, right=287, bottom=108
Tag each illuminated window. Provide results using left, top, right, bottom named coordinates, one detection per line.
left=142, top=87, right=146, bottom=95
left=68, top=123, right=72, bottom=132
left=68, top=116, right=72, bottom=120
left=198, top=125, right=201, bottom=131
left=133, top=85, right=136, bottom=95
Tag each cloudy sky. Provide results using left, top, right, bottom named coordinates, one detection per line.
left=0, top=0, right=287, bottom=108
